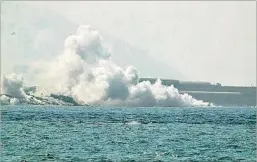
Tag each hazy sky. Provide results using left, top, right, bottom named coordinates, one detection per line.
left=3, top=1, right=257, bottom=86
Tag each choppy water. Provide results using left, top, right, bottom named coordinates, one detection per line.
left=1, top=106, right=256, bottom=161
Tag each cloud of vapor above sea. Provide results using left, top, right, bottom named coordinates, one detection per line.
left=1, top=25, right=211, bottom=107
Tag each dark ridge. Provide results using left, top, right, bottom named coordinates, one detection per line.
left=50, top=94, right=81, bottom=106
left=139, top=78, right=257, bottom=106
left=24, top=86, right=37, bottom=94
left=0, top=94, right=14, bottom=98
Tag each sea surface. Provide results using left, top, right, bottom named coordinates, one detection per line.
left=1, top=106, right=256, bottom=162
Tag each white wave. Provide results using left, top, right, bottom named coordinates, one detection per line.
left=126, top=121, right=141, bottom=125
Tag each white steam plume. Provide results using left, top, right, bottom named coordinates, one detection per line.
left=1, top=73, right=28, bottom=100
left=1, top=25, right=211, bottom=107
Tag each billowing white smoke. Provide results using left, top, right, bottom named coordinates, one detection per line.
left=0, top=73, right=28, bottom=104
left=1, top=25, right=211, bottom=107
left=1, top=73, right=28, bottom=100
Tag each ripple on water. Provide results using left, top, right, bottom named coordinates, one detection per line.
left=1, top=106, right=256, bottom=161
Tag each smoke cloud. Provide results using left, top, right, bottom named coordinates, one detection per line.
left=1, top=73, right=28, bottom=100
left=1, top=25, right=211, bottom=107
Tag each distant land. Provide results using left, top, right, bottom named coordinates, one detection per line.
left=140, top=78, right=256, bottom=106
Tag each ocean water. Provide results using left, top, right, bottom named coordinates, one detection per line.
left=1, top=106, right=256, bottom=162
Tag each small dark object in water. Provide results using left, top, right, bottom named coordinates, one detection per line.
left=46, top=153, right=54, bottom=159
